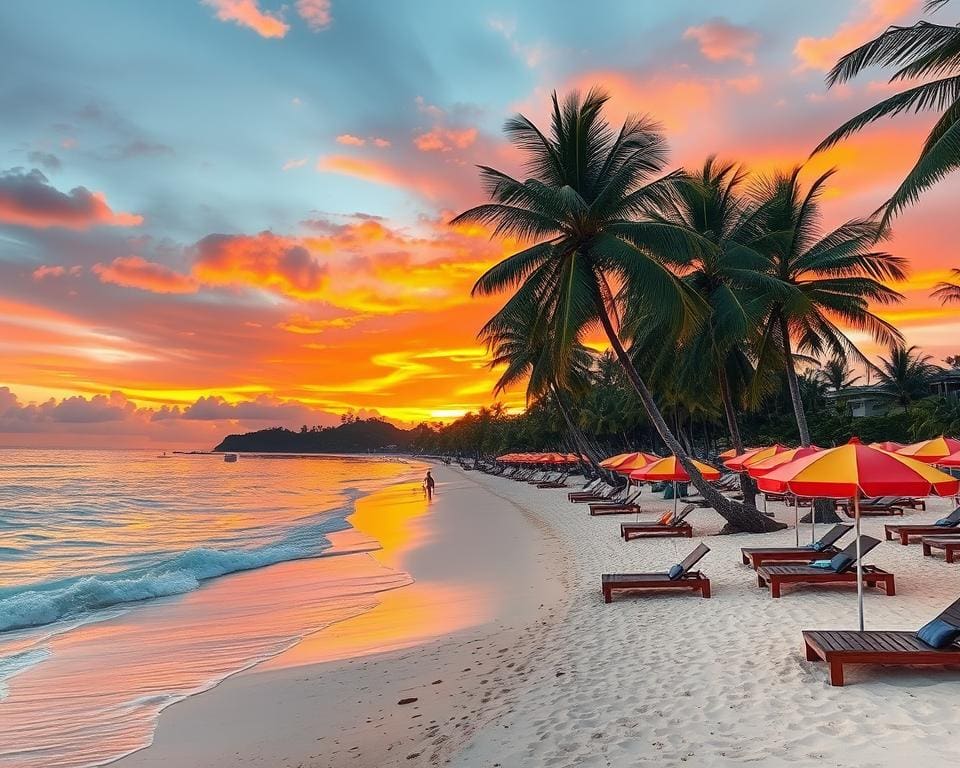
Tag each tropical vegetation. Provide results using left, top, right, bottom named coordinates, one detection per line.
left=435, top=77, right=946, bottom=532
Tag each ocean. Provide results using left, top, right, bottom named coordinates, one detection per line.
left=0, top=449, right=422, bottom=768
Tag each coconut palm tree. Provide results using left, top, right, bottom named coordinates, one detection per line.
left=932, top=268, right=960, bottom=304
left=874, top=344, right=938, bottom=411
left=646, top=157, right=787, bottom=506
left=818, top=357, right=861, bottom=392
left=454, top=87, right=782, bottom=532
left=813, top=0, right=960, bottom=224
left=749, top=167, right=907, bottom=446
left=480, top=299, right=600, bottom=472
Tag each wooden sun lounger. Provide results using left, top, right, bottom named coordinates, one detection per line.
left=803, top=597, right=960, bottom=685
left=740, top=524, right=853, bottom=569
left=843, top=502, right=903, bottom=517
left=621, top=522, right=692, bottom=540
left=839, top=496, right=926, bottom=514
left=589, top=491, right=642, bottom=515
left=884, top=509, right=960, bottom=544
left=601, top=543, right=711, bottom=602
left=621, top=505, right=695, bottom=540
left=763, top=492, right=813, bottom=507
left=755, top=536, right=893, bottom=598
left=921, top=536, right=960, bottom=563
left=569, top=487, right=620, bottom=503
left=758, top=564, right=895, bottom=598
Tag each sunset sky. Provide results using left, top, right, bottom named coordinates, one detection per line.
left=1, top=0, right=958, bottom=447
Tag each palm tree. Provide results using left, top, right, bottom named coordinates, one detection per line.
left=818, top=357, right=861, bottom=392
left=455, top=88, right=783, bottom=532
left=749, top=167, right=907, bottom=446
left=813, top=0, right=960, bottom=224
left=480, top=299, right=601, bottom=473
left=932, top=268, right=960, bottom=304
left=874, top=344, right=938, bottom=411
left=647, top=157, right=785, bottom=506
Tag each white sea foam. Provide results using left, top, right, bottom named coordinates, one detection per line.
left=0, top=543, right=319, bottom=632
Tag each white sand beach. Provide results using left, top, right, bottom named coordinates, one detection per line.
left=115, top=464, right=960, bottom=767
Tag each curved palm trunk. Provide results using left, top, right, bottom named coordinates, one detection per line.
left=551, top=384, right=603, bottom=478
left=780, top=316, right=841, bottom=524
left=718, top=367, right=758, bottom=509
left=598, top=311, right=784, bottom=533
left=780, top=317, right=812, bottom=446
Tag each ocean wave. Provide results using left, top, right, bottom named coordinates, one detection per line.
left=0, top=648, right=51, bottom=698
left=0, top=543, right=323, bottom=633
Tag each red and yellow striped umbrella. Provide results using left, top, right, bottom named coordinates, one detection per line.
left=723, top=447, right=761, bottom=471
left=613, top=452, right=661, bottom=474
left=718, top=447, right=741, bottom=460
left=739, top=443, right=791, bottom=472
left=897, top=436, right=960, bottom=464
left=935, top=450, right=960, bottom=468
left=757, top=442, right=958, bottom=498
left=745, top=445, right=823, bottom=478
left=629, top=456, right=721, bottom=483
left=599, top=452, right=635, bottom=469
left=869, top=441, right=904, bottom=453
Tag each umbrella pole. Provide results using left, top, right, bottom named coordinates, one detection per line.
left=794, top=495, right=799, bottom=547
left=811, top=498, right=816, bottom=545
left=673, top=480, right=678, bottom=521
left=855, top=492, right=864, bottom=632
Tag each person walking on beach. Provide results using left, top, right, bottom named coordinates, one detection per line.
left=424, top=470, right=436, bottom=500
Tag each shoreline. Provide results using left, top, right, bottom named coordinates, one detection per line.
left=111, top=463, right=569, bottom=768
left=106, top=464, right=960, bottom=768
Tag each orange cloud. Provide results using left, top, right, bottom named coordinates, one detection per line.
left=684, top=18, right=760, bottom=65
left=193, top=231, right=328, bottom=298
left=202, top=0, right=288, bottom=38
left=32, top=265, right=66, bottom=280
left=92, top=256, right=198, bottom=294
left=0, top=169, right=142, bottom=230
left=414, top=127, right=478, bottom=152
left=295, top=0, right=331, bottom=30
left=316, top=154, right=440, bottom=198
left=794, top=0, right=918, bottom=71
left=336, top=134, right=366, bottom=146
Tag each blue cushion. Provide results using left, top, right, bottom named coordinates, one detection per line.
left=811, top=541, right=826, bottom=552
left=810, top=559, right=833, bottom=569
left=934, top=518, right=953, bottom=527
left=667, top=564, right=684, bottom=580
left=916, top=618, right=960, bottom=649
left=829, top=553, right=854, bottom=572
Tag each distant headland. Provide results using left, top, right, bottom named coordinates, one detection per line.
left=213, top=417, right=427, bottom=454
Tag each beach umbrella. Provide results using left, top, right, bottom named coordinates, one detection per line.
left=722, top=447, right=762, bottom=471
left=869, top=441, right=904, bottom=453
left=612, top=452, right=660, bottom=474
left=897, top=436, right=960, bottom=463
left=757, top=443, right=958, bottom=630
left=935, top=450, right=960, bottom=468
left=599, top=452, right=634, bottom=468
left=746, top=446, right=823, bottom=545
left=739, top=444, right=791, bottom=471
left=630, top=456, right=721, bottom=518
left=718, top=447, right=740, bottom=460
